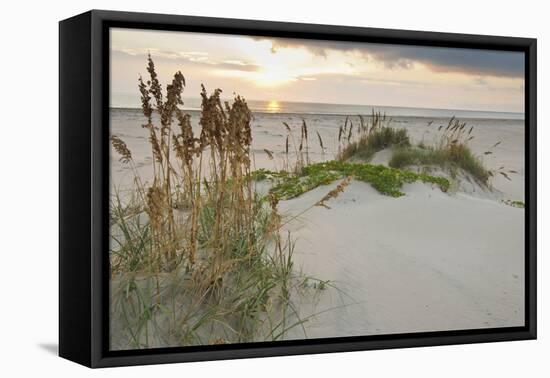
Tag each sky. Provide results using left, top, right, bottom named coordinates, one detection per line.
left=110, top=28, right=525, bottom=113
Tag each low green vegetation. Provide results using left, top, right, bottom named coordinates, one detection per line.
left=501, top=199, right=525, bottom=208
left=254, top=160, right=450, bottom=199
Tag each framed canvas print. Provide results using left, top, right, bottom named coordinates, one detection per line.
left=59, top=10, right=537, bottom=368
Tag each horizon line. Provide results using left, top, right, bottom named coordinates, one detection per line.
left=110, top=96, right=524, bottom=116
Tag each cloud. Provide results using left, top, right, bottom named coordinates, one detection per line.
left=111, top=47, right=261, bottom=72
left=255, top=38, right=524, bottom=78
left=294, top=72, right=441, bottom=89
left=215, top=61, right=261, bottom=72
left=473, top=77, right=489, bottom=86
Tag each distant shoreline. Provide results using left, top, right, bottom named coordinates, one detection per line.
left=110, top=106, right=525, bottom=121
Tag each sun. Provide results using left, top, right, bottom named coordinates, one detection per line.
left=266, top=100, right=281, bottom=113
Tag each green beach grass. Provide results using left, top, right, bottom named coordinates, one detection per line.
left=389, top=144, right=490, bottom=184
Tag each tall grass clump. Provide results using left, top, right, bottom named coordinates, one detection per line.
left=337, top=111, right=410, bottom=161
left=109, top=56, right=316, bottom=350
left=389, top=117, right=491, bottom=184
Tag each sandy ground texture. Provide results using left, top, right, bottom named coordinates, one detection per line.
left=279, top=175, right=524, bottom=340
left=110, top=108, right=526, bottom=341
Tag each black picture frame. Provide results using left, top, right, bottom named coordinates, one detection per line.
left=59, top=9, right=537, bottom=368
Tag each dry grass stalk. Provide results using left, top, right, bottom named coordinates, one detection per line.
left=112, top=54, right=261, bottom=272
left=280, top=119, right=313, bottom=174
left=315, top=177, right=352, bottom=209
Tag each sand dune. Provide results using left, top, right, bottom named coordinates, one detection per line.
left=110, top=107, right=525, bottom=341
left=280, top=177, right=524, bottom=339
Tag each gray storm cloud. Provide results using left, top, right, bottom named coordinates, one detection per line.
left=256, top=38, right=524, bottom=78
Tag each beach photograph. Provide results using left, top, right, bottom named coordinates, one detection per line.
left=108, top=28, right=525, bottom=350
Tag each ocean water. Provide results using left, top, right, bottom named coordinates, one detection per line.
left=113, top=96, right=524, bottom=120
left=110, top=102, right=525, bottom=199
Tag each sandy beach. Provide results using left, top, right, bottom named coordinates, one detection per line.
left=111, top=105, right=525, bottom=341
left=280, top=173, right=524, bottom=339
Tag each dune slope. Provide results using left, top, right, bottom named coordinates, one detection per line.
left=280, top=179, right=524, bottom=339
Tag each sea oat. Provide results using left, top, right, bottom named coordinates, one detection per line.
left=110, top=135, right=132, bottom=163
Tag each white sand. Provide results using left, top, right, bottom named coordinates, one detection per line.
left=111, top=108, right=526, bottom=339
left=279, top=178, right=525, bottom=339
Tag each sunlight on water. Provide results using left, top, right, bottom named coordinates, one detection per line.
left=266, top=100, right=281, bottom=113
